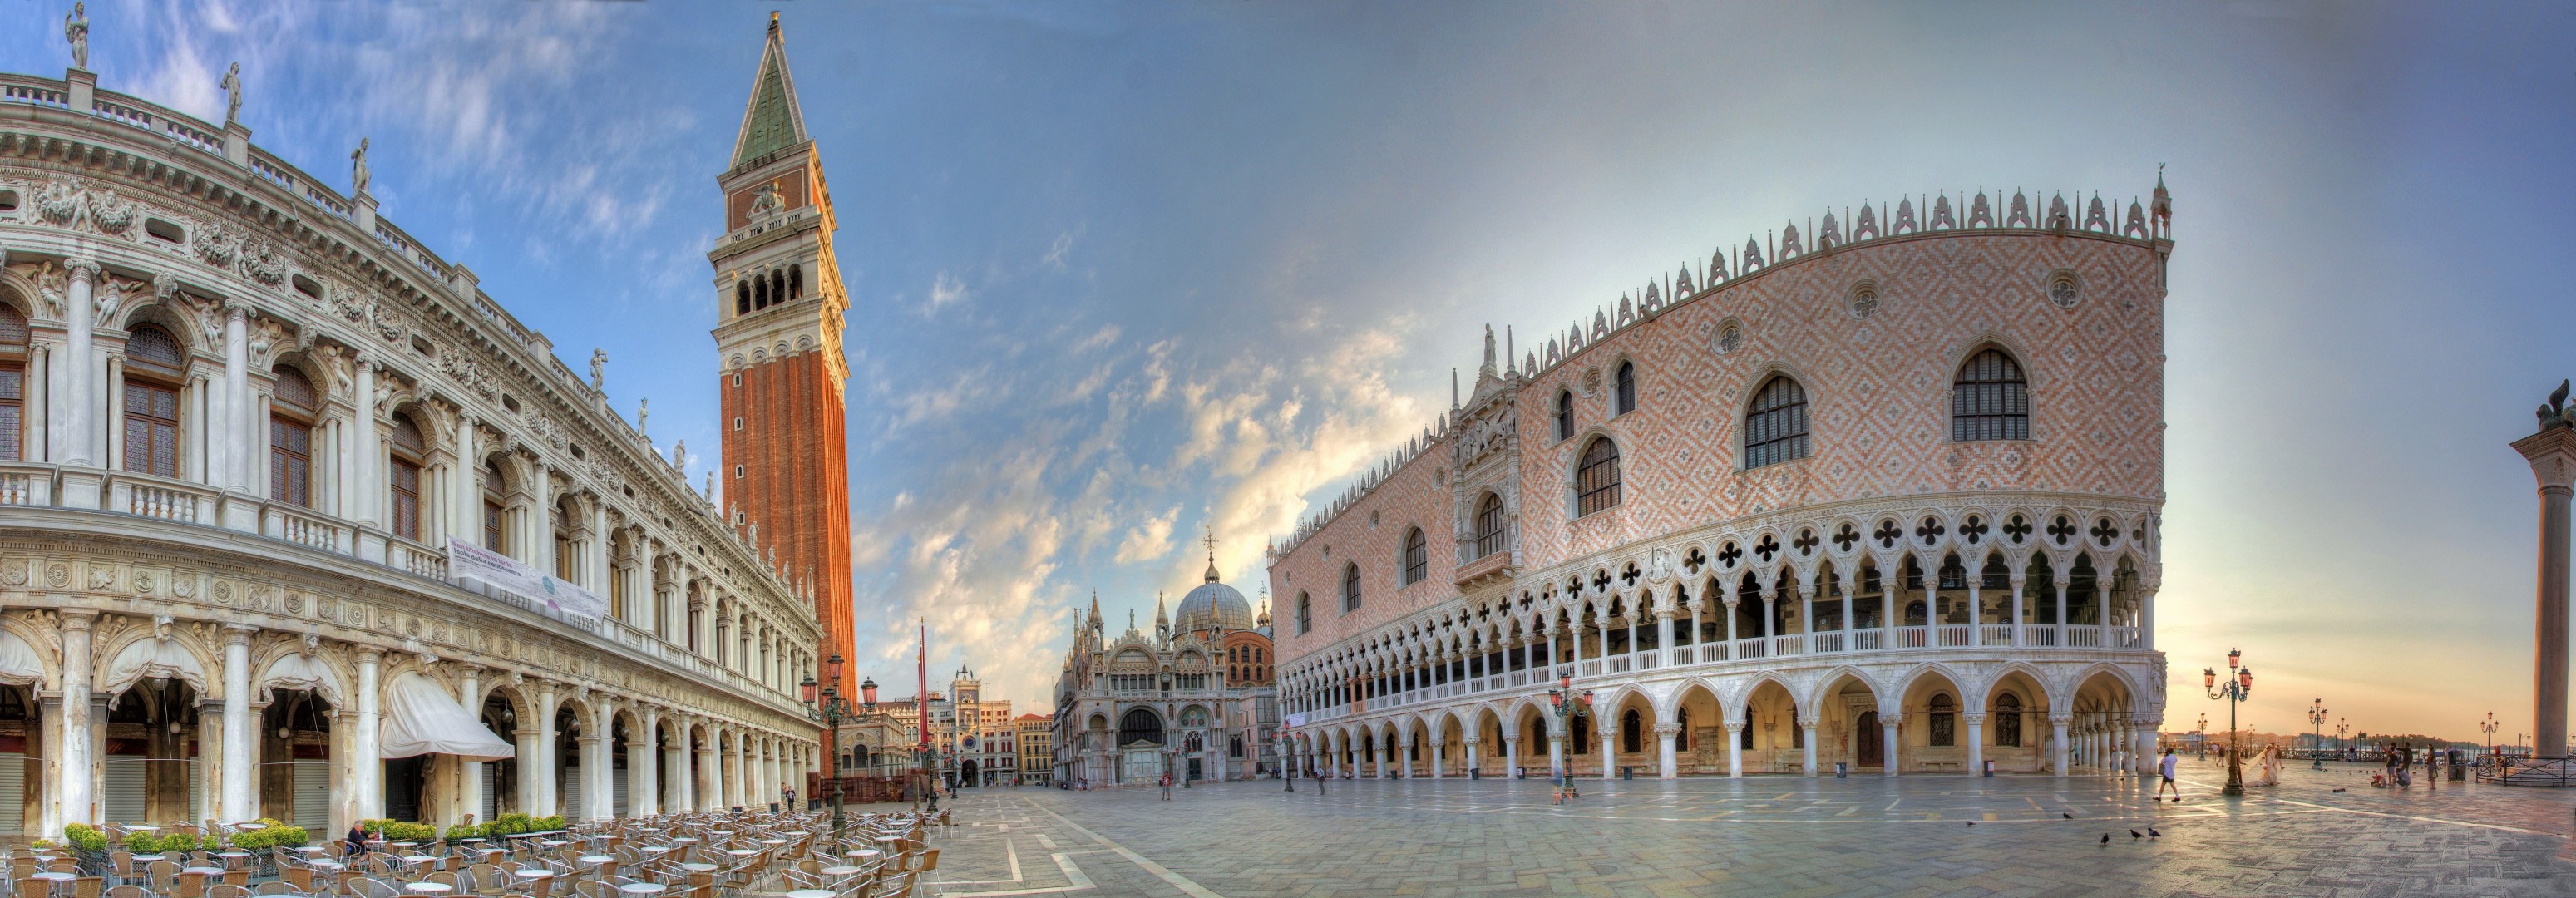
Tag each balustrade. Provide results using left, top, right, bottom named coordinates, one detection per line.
left=1936, top=624, right=1974, bottom=647
left=1606, top=656, right=1631, bottom=674
left=1733, top=636, right=1767, bottom=659
left=1893, top=624, right=1930, bottom=649
left=1981, top=624, right=2015, bottom=646
left=265, top=502, right=349, bottom=553
left=109, top=472, right=215, bottom=523
left=1809, top=631, right=1844, bottom=654
left=2026, top=628, right=2060, bottom=648
left=2065, top=625, right=2103, bottom=648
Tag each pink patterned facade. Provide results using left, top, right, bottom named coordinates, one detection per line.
left=1271, top=185, right=2174, bottom=782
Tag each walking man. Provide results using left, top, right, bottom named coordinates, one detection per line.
left=1159, top=771, right=1173, bottom=800
left=2157, top=747, right=2182, bottom=802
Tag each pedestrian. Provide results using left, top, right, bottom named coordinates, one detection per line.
left=1160, top=771, right=1173, bottom=800
left=1313, top=766, right=1327, bottom=795
left=2156, top=747, right=2182, bottom=802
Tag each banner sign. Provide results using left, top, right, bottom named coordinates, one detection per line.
left=447, top=539, right=609, bottom=624
left=1283, top=712, right=1307, bottom=729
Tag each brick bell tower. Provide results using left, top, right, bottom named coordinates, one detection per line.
left=710, top=12, right=857, bottom=698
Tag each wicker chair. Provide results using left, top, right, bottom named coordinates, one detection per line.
left=175, top=870, right=209, bottom=898
left=70, top=879, right=101, bottom=898
left=253, top=882, right=295, bottom=895
left=206, top=885, right=250, bottom=898
left=103, top=886, right=150, bottom=898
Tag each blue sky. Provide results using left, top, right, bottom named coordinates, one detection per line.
left=10, top=1, right=2574, bottom=743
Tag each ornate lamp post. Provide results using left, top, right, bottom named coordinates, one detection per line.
left=2194, top=713, right=2208, bottom=759
left=1545, top=674, right=1592, bottom=787
left=2480, top=712, right=2500, bottom=760
left=799, top=654, right=856, bottom=837
left=2336, top=718, right=2348, bottom=759
left=2204, top=649, right=2253, bottom=796
left=2307, top=698, right=2328, bottom=770
left=1279, top=728, right=1294, bottom=792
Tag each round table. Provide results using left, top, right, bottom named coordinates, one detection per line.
left=308, top=861, right=346, bottom=871
left=30, top=872, right=74, bottom=882
left=181, top=868, right=225, bottom=878
left=235, top=822, right=268, bottom=831
left=218, top=852, right=254, bottom=866
left=579, top=856, right=615, bottom=867
left=669, top=838, right=698, bottom=846
left=510, top=871, right=554, bottom=885
left=818, top=866, right=864, bottom=877
left=758, top=839, right=787, bottom=846
left=615, top=886, right=667, bottom=896
left=677, top=864, right=718, bottom=874
left=842, top=849, right=882, bottom=863
left=784, top=891, right=833, bottom=898
left=404, top=884, right=452, bottom=895
left=129, top=855, right=165, bottom=863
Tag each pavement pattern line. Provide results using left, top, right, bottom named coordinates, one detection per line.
left=1019, top=796, right=1228, bottom=898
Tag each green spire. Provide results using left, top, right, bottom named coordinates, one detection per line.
left=731, top=12, right=809, bottom=169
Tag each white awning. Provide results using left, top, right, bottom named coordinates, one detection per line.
left=379, top=672, right=514, bottom=760
left=0, top=630, right=43, bottom=687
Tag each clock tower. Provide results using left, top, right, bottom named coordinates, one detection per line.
left=709, top=12, right=856, bottom=698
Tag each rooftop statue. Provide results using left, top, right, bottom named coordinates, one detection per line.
left=221, top=62, right=242, bottom=125
left=2539, top=379, right=2573, bottom=432
left=350, top=137, right=372, bottom=195
left=64, top=3, right=89, bottom=70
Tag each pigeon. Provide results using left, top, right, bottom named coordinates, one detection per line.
left=1965, top=822, right=1974, bottom=826
left=2100, top=833, right=2110, bottom=846
left=2149, top=828, right=2161, bottom=839
left=2332, top=788, right=2346, bottom=793
left=2129, top=830, right=2143, bottom=840
left=2062, top=812, right=2074, bottom=819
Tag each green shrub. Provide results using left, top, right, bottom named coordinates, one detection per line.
left=535, top=816, right=565, bottom=832
left=63, top=823, right=108, bottom=852
left=234, top=819, right=308, bottom=851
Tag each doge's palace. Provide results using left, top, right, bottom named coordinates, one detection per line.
left=1271, top=185, right=2174, bottom=783
left=0, top=55, right=819, bottom=838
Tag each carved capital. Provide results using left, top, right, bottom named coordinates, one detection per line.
left=62, top=257, right=100, bottom=280
left=1653, top=723, right=1683, bottom=738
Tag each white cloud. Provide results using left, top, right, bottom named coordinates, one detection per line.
left=1042, top=229, right=1078, bottom=270
left=1113, top=506, right=1180, bottom=565
left=926, top=271, right=970, bottom=314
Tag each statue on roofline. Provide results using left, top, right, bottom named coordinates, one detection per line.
left=64, top=4, right=90, bottom=70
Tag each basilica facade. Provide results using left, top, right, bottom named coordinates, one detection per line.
left=0, top=20, right=834, bottom=838
left=1053, top=555, right=1278, bottom=786
left=1271, top=185, right=2174, bottom=782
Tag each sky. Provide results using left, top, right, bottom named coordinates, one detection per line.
left=8, top=0, right=2573, bottom=745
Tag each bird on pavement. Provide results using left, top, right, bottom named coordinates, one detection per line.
left=2062, top=812, right=2074, bottom=819
left=2100, top=833, right=2110, bottom=846
left=2129, top=830, right=2143, bottom=839
left=2149, top=828, right=2161, bottom=839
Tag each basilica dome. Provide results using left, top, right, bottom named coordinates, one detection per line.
left=1173, top=556, right=1257, bottom=634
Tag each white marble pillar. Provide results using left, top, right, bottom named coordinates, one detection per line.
left=57, top=612, right=97, bottom=833
left=2050, top=715, right=2070, bottom=777
left=1598, top=718, right=1615, bottom=780
left=2139, top=587, right=2157, bottom=650
left=664, top=723, right=690, bottom=813
left=1393, top=738, right=1410, bottom=780
left=352, top=357, right=378, bottom=526
left=631, top=710, right=659, bottom=817
left=1967, top=580, right=1983, bottom=646
left=2052, top=577, right=2070, bottom=647
left=513, top=724, right=542, bottom=817
left=1965, top=713, right=1986, bottom=777
left=531, top=683, right=558, bottom=816
left=58, top=259, right=96, bottom=467
left=723, top=734, right=743, bottom=808
left=1656, top=723, right=1680, bottom=779
left=2010, top=578, right=2026, bottom=646
left=1802, top=722, right=1820, bottom=777
left=457, top=668, right=484, bottom=822
left=2134, top=718, right=2160, bottom=776
left=578, top=733, right=609, bottom=820
left=695, top=740, right=718, bottom=812
left=220, top=625, right=257, bottom=822
left=353, top=649, right=383, bottom=820
left=1881, top=719, right=1902, bottom=777
left=1724, top=723, right=1744, bottom=778
left=1429, top=732, right=1444, bottom=779
left=453, top=414, right=479, bottom=545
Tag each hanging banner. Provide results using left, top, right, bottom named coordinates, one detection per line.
left=447, top=539, right=609, bottom=624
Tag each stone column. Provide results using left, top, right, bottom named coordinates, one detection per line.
left=1501, top=737, right=1518, bottom=779
left=220, top=625, right=258, bottom=822
left=1881, top=718, right=1901, bottom=777
left=1965, top=713, right=1987, bottom=777
left=1724, top=723, right=1744, bottom=778
left=2010, top=577, right=2026, bottom=646
left=57, top=612, right=97, bottom=832
left=1393, top=737, right=1411, bottom=780
left=353, top=649, right=383, bottom=821
left=453, top=414, right=479, bottom=546
left=58, top=259, right=96, bottom=468
left=2134, top=717, right=2161, bottom=775
left=1967, top=579, right=1983, bottom=646
left=631, top=709, right=659, bottom=817
left=723, top=734, right=743, bottom=808
left=1723, top=599, right=1739, bottom=647
left=1598, top=717, right=1616, bottom=780
left=577, top=732, right=609, bottom=820
left=531, top=683, right=558, bottom=816
left=1801, top=721, right=1819, bottom=777
left=1799, top=583, right=1814, bottom=653
left=2050, top=715, right=2071, bottom=777
left=1656, top=723, right=1680, bottom=779
left=1428, top=732, right=1444, bottom=779
left=664, top=722, right=690, bottom=813
left=2052, top=577, right=2070, bottom=648
left=694, top=737, right=718, bottom=812
left=352, top=356, right=378, bottom=526
left=513, top=724, right=543, bottom=817
left=2513, top=422, right=2576, bottom=758
left=457, top=667, right=483, bottom=823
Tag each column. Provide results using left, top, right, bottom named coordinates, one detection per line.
left=57, top=259, right=96, bottom=466
left=2050, top=715, right=2071, bottom=777
left=2134, top=717, right=2160, bottom=775
left=352, top=356, right=378, bottom=526
left=221, top=305, right=249, bottom=491
left=1501, top=737, right=1517, bottom=779
left=1375, top=738, right=1389, bottom=780
left=57, top=612, right=97, bottom=833
left=578, top=731, right=609, bottom=820
left=453, top=414, right=479, bottom=545
left=2139, top=587, right=2158, bottom=650
left=1879, top=567, right=1897, bottom=648
left=1965, top=713, right=1986, bottom=777
left=1723, top=599, right=1738, bottom=646
left=1967, top=579, right=1983, bottom=646
left=2053, top=577, right=2070, bottom=648
left=458, top=668, right=484, bottom=823
left=1801, top=721, right=1819, bottom=777
left=353, top=649, right=383, bottom=821
left=2112, top=719, right=2130, bottom=776
left=1656, top=723, right=1680, bottom=779
left=1880, top=718, right=1901, bottom=777
left=1724, top=723, right=1744, bottom=778
left=2523, top=425, right=2576, bottom=757
left=694, top=737, right=718, bottom=812
left=723, top=733, right=743, bottom=808
left=1798, top=583, right=1814, bottom=654
left=530, top=460, right=552, bottom=569
left=1547, top=732, right=1564, bottom=780
left=220, top=625, right=257, bottom=822
left=515, top=723, right=544, bottom=817
left=531, top=683, right=558, bottom=816
left=1393, top=738, right=1410, bottom=780
left=631, top=710, right=659, bottom=817
left=1429, top=732, right=1445, bottom=779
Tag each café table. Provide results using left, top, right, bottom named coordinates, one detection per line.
left=404, top=884, right=452, bottom=895
left=615, top=886, right=666, bottom=896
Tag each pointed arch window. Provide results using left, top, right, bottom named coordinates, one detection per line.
left=1575, top=437, right=1621, bottom=516
left=1401, top=527, right=1428, bottom=585
left=789, top=264, right=803, bottom=299
left=1555, top=390, right=1574, bottom=441
left=1743, top=376, right=1809, bottom=469
left=1952, top=348, right=2029, bottom=441
left=481, top=459, right=507, bottom=552
left=1342, top=563, right=1362, bottom=613
left=1295, top=592, right=1311, bottom=634
left=1473, top=492, right=1507, bottom=559
left=269, top=368, right=318, bottom=507
left=736, top=281, right=751, bottom=315
left=1994, top=693, right=2023, bottom=747
left=1928, top=694, right=1957, bottom=747
left=1615, top=361, right=1636, bottom=414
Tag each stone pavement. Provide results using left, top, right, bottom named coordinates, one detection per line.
left=913, top=757, right=2576, bottom=896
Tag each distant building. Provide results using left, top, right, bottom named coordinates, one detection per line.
left=1054, top=546, right=1280, bottom=786
left=1015, top=713, right=1056, bottom=785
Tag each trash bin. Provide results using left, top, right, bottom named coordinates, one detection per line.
left=1621, top=766, right=1634, bottom=781
left=1983, top=759, right=1995, bottom=777
left=1834, top=762, right=1848, bottom=778
left=1470, top=768, right=1480, bottom=780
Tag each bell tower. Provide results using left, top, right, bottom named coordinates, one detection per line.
left=710, top=12, right=856, bottom=698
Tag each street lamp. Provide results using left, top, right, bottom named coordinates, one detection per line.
left=2194, top=713, right=2208, bottom=759
left=2203, top=649, right=2253, bottom=797
left=1545, top=674, right=1593, bottom=788
left=2307, top=698, right=2328, bottom=770
left=2480, top=712, right=2500, bottom=761
left=2336, top=718, right=2348, bottom=759
left=800, top=654, right=857, bottom=839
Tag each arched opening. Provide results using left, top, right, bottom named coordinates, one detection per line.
left=1743, top=375, right=1810, bottom=468
left=103, top=678, right=199, bottom=826
left=480, top=694, right=521, bottom=819
left=121, top=324, right=186, bottom=477
left=735, top=281, right=751, bottom=316
left=1555, top=390, right=1573, bottom=442
left=1401, top=527, right=1428, bottom=585
left=269, top=368, right=318, bottom=507
left=1952, top=348, right=2029, bottom=441
left=1614, top=361, right=1636, bottom=414
left=1473, top=492, right=1506, bottom=559
left=387, top=412, right=427, bottom=541
left=1117, top=708, right=1163, bottom=786
left=0, top=303, right=27, bottom=461
left=1575, top=437, right=1621, bottom=516
left=262, top=688, right=333, bottom=831
left=788, top=264, right=802, bottom=299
